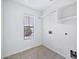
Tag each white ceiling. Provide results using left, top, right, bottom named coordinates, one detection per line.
left=11, top=0, right=55, bottom=11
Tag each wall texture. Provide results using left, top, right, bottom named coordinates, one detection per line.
left=2, top=0, right=42, bottom=57
left=42, top=0, right=77, bottom=59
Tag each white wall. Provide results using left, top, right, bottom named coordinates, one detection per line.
left=1, top=0, right=5, bottom=59
left=42, top=0, right=76, bottom=16
left=2, top=0, right=42, bottom=57
left=42, top=0, right=77, bottom=59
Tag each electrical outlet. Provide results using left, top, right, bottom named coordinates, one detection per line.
left=48, top=31, right=52, bottom=34
left=70, top=50, right=77, bottom=58
left=65, top=33, right=68, bottom=35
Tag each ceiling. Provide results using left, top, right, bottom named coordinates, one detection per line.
left=11, top=0, right=55, bottom=11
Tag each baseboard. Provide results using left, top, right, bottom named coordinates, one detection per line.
left=42, top=44, right=66, bottom=59
left=4, top=44, right=66, bottom=59
left=4, top=44, right=42, bottom=58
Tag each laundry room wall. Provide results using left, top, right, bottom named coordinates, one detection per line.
left=2, top=0, right=42, bottom=57
left=42, top=0, right=77, bottom=59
